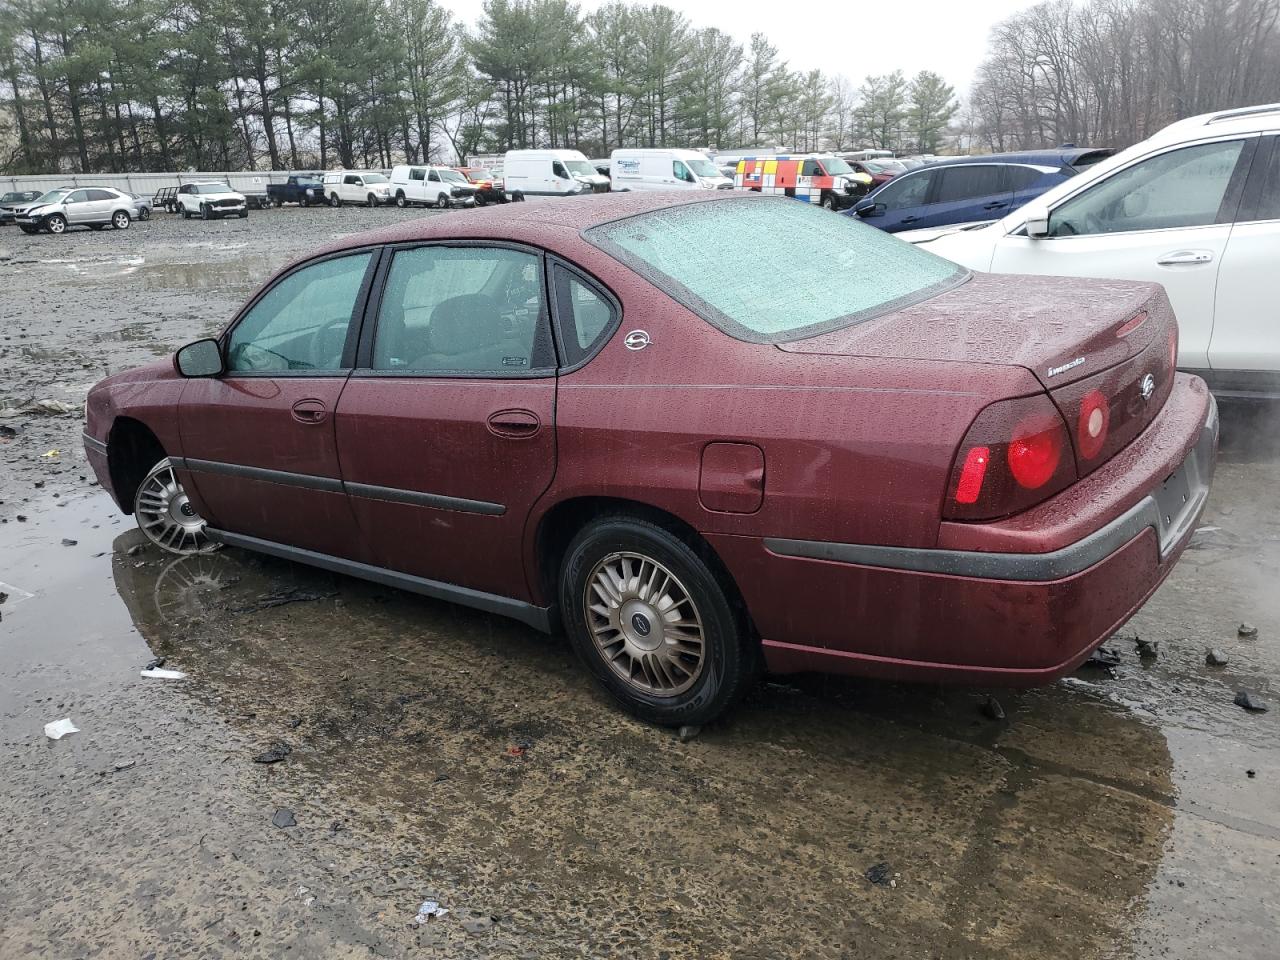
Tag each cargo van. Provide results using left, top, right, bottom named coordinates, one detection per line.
left=733, top=155, right=873, bottom=210
left=609, top=149, right=733, bottom=192
left=389, top=165, right=478, bottom=208
left=502, top=149, right=609, bottom=197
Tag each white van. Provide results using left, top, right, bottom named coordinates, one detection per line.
left=502, top=149, right=609, bottom=197
left=389, top=165, right=478, bottom=208
left=609, top=149, right=733, bottom=192
left=322, top=171, right=392, bottom=207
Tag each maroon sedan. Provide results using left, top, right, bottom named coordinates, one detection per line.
left=83, top=193, right=1217, bottom=725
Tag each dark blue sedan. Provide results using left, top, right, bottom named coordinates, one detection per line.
left=849, top=148, right=1113, bottom=233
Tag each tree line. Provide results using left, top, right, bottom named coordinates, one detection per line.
left=0, top=0, right=958, bottom=173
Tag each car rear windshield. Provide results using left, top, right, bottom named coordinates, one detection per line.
left=585, top=197, right=967, bottom=343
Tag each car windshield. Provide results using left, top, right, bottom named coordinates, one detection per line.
left=35, top=190, right=68, bottom=203
left=820, top=157, right=855, bottom=175
left=440, top=170, right=467, bottom=184
left=587, top=197, right=966, bottom=343
left=467, top=168, right=494, bottom=180
left=564, top=160, right=597, bottom=177
left=864, top=160, right=907, bottom=174
left=194, top=183, right=231, bottom=194
left=2, top=192, right=25, bottom=203
left=686, top=157, right=720, bottom=178
left=362, top=173, right=388, bottom=184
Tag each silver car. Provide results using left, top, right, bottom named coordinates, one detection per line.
left=14, top=187, right=139, bottom=234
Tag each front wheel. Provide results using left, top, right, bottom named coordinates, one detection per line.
left=559, top=517, right=752, bottom=726
left=200, top=204, right=210, bottom=220
left=366, top=193, right=377, bottom=207
left=820, top=194, right=835, bottom=211
left=238, top=209, right=248, bottom=219
left=134, top=458, right=221, bottom=555
left=45, top=214, right=67, bottom=234
left=435, top=194, right=449, bottom=209
left=19, top=225, right=39, bottom=235
left=112, top=210, right=131, bottom=229
left=138, top=207, right=151, bottom=221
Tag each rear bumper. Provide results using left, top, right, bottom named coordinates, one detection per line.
left=713, top=378, right=1217, bottom=684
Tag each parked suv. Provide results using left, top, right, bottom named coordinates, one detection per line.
left=389, top=165, right=478, bottom=208
left=13, top=187, right=138, bottom=234
left=852, top=148, right=1113, bottom=233
left=323, top=171, right=392, bottom=207
left=175, top=182, right=249, bottom=220
left=0, top=189, right=43, bottom=224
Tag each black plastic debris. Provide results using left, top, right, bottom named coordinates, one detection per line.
left=981, top=695, right=1006, bottom=721
left=865, top=862, right=893, bottom=886
left=233, top=587, right=337, bottom=613
left=1238, top=623, right=1259, bottom=638
left=271, top=808, right=296, bottom=828
left=0, top=424, right=20, bottom=439
left=144, top=657, right=166, bottom=670
left=1234, top=690, right=1270, bottom=713
left=1206, top=649, right=1230, bottom=667
left=1083, top=647, right=1121, bottom=676
left=1247, top=769, right=1257, bottom=778
left=286, top=716, right=302, bottom=729
left=253, top=742, right=292, bottom=764
left=1136, top=639, right=1159, bottom=660
left=61, top=538, right=77, bottom=546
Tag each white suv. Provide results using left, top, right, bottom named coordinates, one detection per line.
left=176, top=182, right=248, bottom=220
left=907, top=103, right=1280, bottom=398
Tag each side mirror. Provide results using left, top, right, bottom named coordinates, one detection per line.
left=1022, top=202, right=1051, bottom=238
left=175, top=338, right=224, bottom=378
left=854, top=198, right=881, bottom=217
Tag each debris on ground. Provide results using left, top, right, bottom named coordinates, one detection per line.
left=1238, top=622, right=1259, bottom=638
left=271, top=809, right=297, bottom=828
left=286, top=715, right=302, bottom=729
left=60, top=537, right=77, bottom=546
left=981, top=695, right=1006, bottom=721
left=1247, top=769, right=1257, bottom=778
left=865, top=862, right=895, bottom=887
left=140, top=667, right=187, bottom=680
left=1085, top=647, right=1122, bottom=667
left=414, top=899, right=449, bottom=924
left=1234, top=690, right=1270, bottom=712
left=0, top=424, right=21, bottom=439
left=677, top=724, right=701, bottom=742
left=505, top=743, right=527, bottom=758
left=253, top=742, right=292, bottom=764
left=112, top=759, right=136, bottom=772
left=125, top=543, right=145, bottom=557
left=1, top=398, right=77, bottom=416
left=232, top=587, right=337, bottom=613
left=144, top=657, right=166, bottom=670
left=1206, top=649, right=1230, bottom=667
left=1136, top=638, right=1160, bottom=660
left=44, top=718, right=80, bottom=740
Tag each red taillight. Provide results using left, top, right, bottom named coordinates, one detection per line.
left=955, top=446, right=990, bottom=503
left=1007, top=419, right=1064, bottom=488
left=945, top=395, right=1077, bottom=521
left=1075, top=389, right=1110, bottom=460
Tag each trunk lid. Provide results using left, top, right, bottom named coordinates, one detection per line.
left=781, top=272, right=1178, bottom=474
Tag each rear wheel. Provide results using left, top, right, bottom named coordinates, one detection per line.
left=134, top=458, right=221, bottom=556
left=559, top=517, right=751, bottom=726
left=395, top=192, right=407, bottom=208
left=112, top=210, right=131, bottom=230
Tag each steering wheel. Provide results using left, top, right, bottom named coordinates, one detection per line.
left=310, top=317, right=350, bottom=369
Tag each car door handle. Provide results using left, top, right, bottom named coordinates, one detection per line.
left=1157, top=250, right=1214, bottom=265
left=901, top=216, right=919, bottom=224
left=291, top=399, right=327, bottom=424
left=982, top=201, right=1008, bottom=210
left=487, top=409, right=540, bottom=439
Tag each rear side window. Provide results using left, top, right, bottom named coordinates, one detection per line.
left=935, top=166, right=1004, bottom=203
left=88, top=189, right=115, bottom=201
left=344, top=175, right=359, bottom=185
left=587, top=197, right=966, bottom=343
left=371, top=246, right=552, bottom=374
left=410, top=168, right=425, bottom=181
left=1004, top=167, right=1045, bottom=191
left=552, top=264, right=617, bottom=366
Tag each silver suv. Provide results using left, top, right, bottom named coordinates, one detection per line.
left=14, top=187, right=138, bottom=234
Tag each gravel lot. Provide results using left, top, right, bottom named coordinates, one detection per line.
left=1, top=209, right=1277, bottom=959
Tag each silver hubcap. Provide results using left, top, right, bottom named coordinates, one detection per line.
left=585, top=552, right=705, bottom=696
left=135, top=459, right=219, bottom=555
left=49, top=218, right=64, bottom=233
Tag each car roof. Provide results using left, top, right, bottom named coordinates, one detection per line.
left=924, top=148, right=1111, bottom=169
left=1147, top=102, right=1280, bottom=144
left=307, top=191, right=735, bottom=260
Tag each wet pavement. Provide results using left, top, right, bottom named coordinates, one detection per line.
left=1, top=213, right=1278, bottom=958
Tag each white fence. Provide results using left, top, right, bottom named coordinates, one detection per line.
left=0, top=170, right=338, bottom=198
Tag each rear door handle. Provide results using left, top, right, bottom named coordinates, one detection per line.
left=1157, top=250, right=1214, bottom=265
left=291, top=398, right=327, bottom=424
left=983, top=201, right=1008, bottom=210
left=901, top=216, right=919, bottom=224
left=487, top=409, right=540, bottom=439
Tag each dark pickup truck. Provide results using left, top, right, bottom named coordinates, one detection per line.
left=266, top=175, right=326, bottom=207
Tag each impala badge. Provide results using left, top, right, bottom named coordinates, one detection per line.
left=1047, top=357, right=1085, bottom=378
left=624, top=330, right=651, bottom=351
left=1140, top=373, right=1156, bottom=401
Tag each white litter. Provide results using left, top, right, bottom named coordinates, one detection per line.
left=415, top=900, right=449, bottom=924
left=140, top=668, right=187, bottom=680
left=44, top=718, right=80, bottom=740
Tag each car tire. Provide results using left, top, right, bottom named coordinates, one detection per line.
left=112, top=210, right=131, bottom=230
left=395, top=192, right=407, bottom=208
left=138, top=207, right=151, bottom=221
left=820, top=194, right=835, bottom=211
left=511, top=191, right=525, bottom=202
left=45, top=214, right=67, bottom=234
left=559, top=516, right=753, bottom=726
left=330, top=193, right=341, bottom=207
left=200, top=204, right=210, bottom=221
left=435, top=194, right=449, bottom=210
left=19, top=225, right=39, bottom=235
left=239, top=209, right=248, bottom=219
left=475, top=193, right=487, bottom=207
left=133, top=457, right=222, bottom=556
left=182, top=206, right=191, bottom=219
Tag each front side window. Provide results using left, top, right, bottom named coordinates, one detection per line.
left=875, top=170, right=932, bottom=208
left=673, top=160, right=692, bottom=182
left=344, top=175, right=360, bottom=185
left=1048, top=139, right=1245, bottom=237
left=552, top=161, right=569, bottom=179
left=227, top=253, right=372, bottom=372
left=935, top=166, right=1004, bottom=203
left=67, top=190, right=89, bottom=203
left=588, top=197, right=966, bottom=343
left=371, top=246, right=550, bottom=374
left=801, top=159, right=821, bottom=177
left=428, top=170, right=440, bottom=182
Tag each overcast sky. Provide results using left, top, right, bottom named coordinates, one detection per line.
left=435, top=0, right=1049, bottom=93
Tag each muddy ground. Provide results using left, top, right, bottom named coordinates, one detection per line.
left=1, top=210, right=1277, bottom=959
